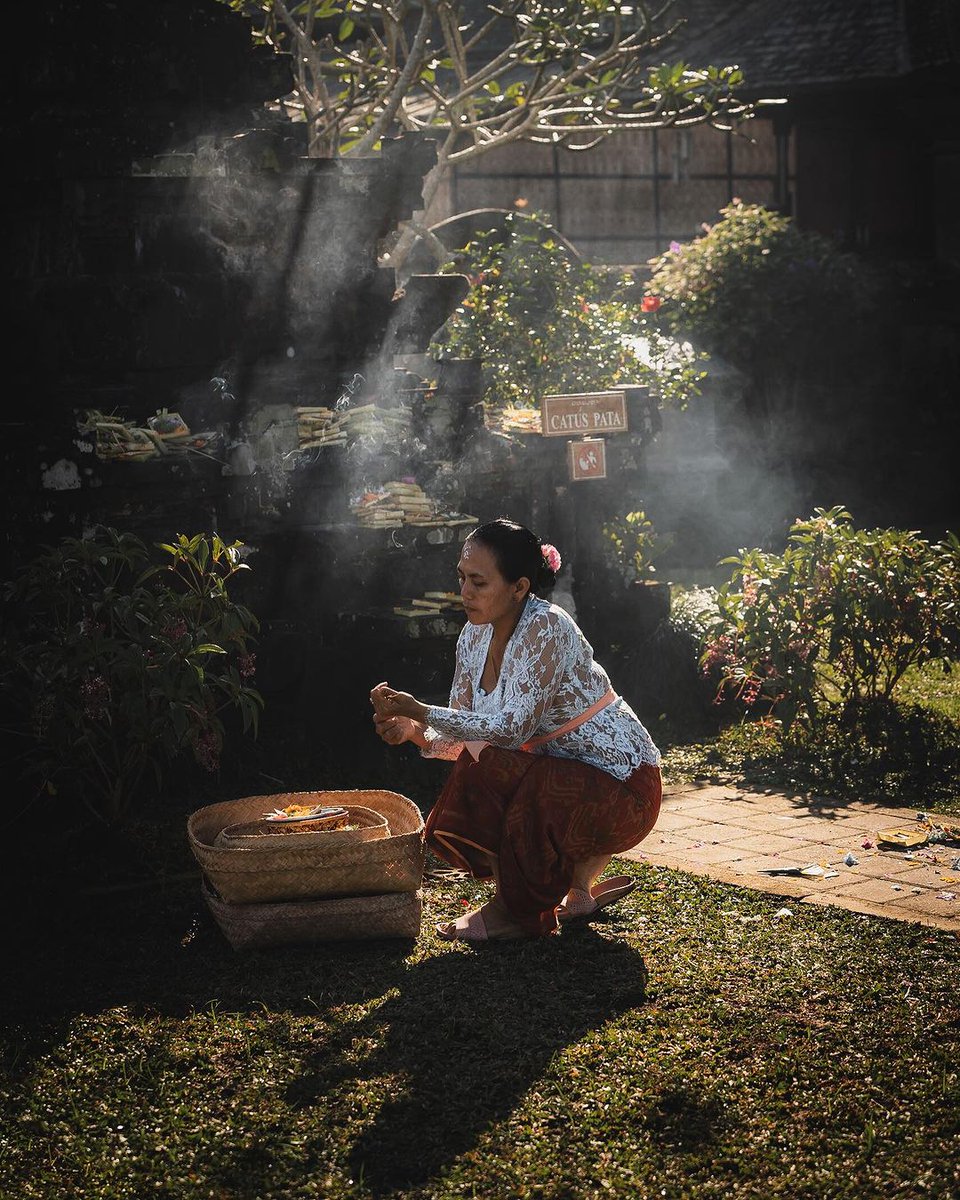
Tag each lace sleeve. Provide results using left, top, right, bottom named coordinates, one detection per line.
left=421, top=625, right=474, bottom=761
left=425, top=609, right=574, bottom=749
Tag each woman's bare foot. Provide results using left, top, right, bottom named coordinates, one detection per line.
left=437, top=897, right=528, bottom=941
left=569, top=853, right=612, bottom=895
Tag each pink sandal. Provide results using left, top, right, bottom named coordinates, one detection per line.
left=436, top=909, right=490, bottom=942
left=436, top=907, right=536, bottom=942
left=558, top=875, right=637, bottom=924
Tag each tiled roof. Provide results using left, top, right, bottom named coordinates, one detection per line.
left=668, top=0, right=959, bottom=92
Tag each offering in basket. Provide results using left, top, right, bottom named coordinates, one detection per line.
left=264, top=803, right=348, bottom=823
left=215, top=803, right=391, bottom=849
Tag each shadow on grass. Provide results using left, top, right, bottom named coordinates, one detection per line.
left=331, top=927, right=650, bottom=1194
left=4, top=887, right=650, bottom=1197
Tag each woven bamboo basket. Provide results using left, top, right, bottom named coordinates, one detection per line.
left=188, top=790, right=425, bottom=904
left=202, top=880, right=423, bottom=950
left=214, top=805, right=388, bottom=849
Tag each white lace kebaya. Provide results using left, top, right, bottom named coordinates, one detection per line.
left=423, top=595, right=661, bottom=781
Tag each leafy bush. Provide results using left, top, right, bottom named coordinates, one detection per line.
left=701, top=507, right=960, bottom=726
left=704, top=703, right=960, bottom=807
left=669, top=585, right=720, bottom=642
left=646, top=201, right=877, bottom=369
left=602, top=510, right=673, bottom=583
left=433, top=211, right=705, bottom=413
left=1, top=530, right=263, bottom=825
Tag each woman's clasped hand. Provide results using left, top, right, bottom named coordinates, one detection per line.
left=370, top=682, right=429, bottom=746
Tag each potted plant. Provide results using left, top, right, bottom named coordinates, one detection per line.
left=602, top=510, right=673, bottom=634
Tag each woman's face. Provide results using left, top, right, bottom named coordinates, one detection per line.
left=457, top=539, right=529, bottom=627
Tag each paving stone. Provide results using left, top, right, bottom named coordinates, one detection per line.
left=690, top=825, right=762, bottom=846
left=705, top=809, right=806, bottom=834
left=669, top=784, right=741, bottom=803
left=844, top=855, right=931, bottom=881
left=669, top=843, right=749, bottom=866
left=790, top=843, right=848, bottom=863
left=801, top=869, right=870, bottom=893
left=667, top=802, right=748, bottom=824
left=743, top=793, right=817, bottom=813
left=815, top=878, right=908, bottom=905
left=652, top=811, right=715, bottom=833
left=890, top=889, right=960, bottom=918
left=725, top=854, right=799, bottom=875
left=629, top=783, right=960, bottom=931
left=722, top=831, right=811, bottom=855
left=647, top=832, right=704, bottom=853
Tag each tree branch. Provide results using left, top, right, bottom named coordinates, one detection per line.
left=354, top=0, right=436, bottom=152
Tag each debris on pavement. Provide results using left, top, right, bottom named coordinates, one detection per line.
left=877, top=827, right=930, bottom=850
left=760, top=864, right=824, bottom=878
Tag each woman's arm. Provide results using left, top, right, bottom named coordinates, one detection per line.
left=414, top=610, right=576, bottom=748
left=371, top=625, right=475, bottom=759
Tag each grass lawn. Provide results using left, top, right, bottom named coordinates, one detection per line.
left=2, top=860, right=958, bottom=1200
left=2, top=665, right=958, bottom=1199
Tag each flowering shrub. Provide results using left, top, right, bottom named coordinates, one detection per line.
left=669, top=586, right=720, bottom=642
left=433, top=211, right=705, bottom=413
left=1, top=529, right=263, bottom=825
left=647, top=201, right=877, bottom=369
left=602, top=511, right=673, bottom=583
left=701, top=507, right=960, bottom=726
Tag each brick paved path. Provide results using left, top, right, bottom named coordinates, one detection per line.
left=623, top=782, right=960, bottom=932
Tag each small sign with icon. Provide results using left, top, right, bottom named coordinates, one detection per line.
left=568, top=437, right=607, bottom=481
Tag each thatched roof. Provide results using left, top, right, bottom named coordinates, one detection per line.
left=670, top=0, right=959, bottom=94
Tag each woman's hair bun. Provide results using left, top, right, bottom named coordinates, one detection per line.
left=468, top=519, right=561, bottom=595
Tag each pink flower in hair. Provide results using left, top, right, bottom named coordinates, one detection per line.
left=541, top=543, right=562, bottom=574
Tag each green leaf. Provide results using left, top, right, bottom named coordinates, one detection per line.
left=339, top=16, right=355, bottom=39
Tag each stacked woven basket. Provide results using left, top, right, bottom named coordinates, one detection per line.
left=187, top=790, right=425, bottom=950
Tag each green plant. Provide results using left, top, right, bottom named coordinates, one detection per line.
left=602, top=510, right=673, bottom=584
left=433, top=212, right=706, bottom=414
left=701, top=506, right=960, bottom=726
left=647, top=201, right=877, bottom=369
left=669, top=585, right=720, bottom=640
left=1, top=529, right=263, bottom=825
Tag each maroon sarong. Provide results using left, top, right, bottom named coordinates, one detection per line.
left=424, top=747, right=662, bottom=935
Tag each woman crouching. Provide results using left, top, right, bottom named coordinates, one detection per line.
left=371, top=518, right=662, bottom=942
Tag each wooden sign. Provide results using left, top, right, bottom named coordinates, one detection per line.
left=541, top=391, right=628, bottom=438
left=568, top=438, right=607, bottom=481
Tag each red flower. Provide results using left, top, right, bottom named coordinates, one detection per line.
left=641, top=296, right=662, bottom=313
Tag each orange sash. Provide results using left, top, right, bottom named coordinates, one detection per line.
left=465, top=688, right=618, bottom=761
